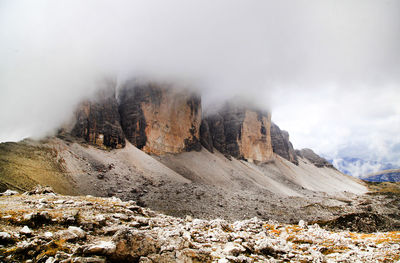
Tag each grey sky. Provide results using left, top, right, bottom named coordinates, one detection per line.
left=1, top=0, right=399, bottom=175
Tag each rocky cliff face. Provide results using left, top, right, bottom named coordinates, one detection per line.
left=67, top=82, right=202, bottom=155
left=199, top=120, right=213, bottom=153
left=118, top=83, right=202, bottom=155
left=270, top=123, right=298, bottom=165
left=205, top=104, right=273, bottom=163
left=64, top=81, right=332, bottom=169
left=296, top=148, right=333, bottom=168
left=239, top=110, right=273, bottom=163
left=70, top=87, right=126, bottom=149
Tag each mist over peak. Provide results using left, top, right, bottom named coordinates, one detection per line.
left=1, top=0, right=399, bottom=176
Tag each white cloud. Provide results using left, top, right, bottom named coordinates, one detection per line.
left=272, top=84, right=400, bottom=176
left=0, top=0, right=399, bottom=175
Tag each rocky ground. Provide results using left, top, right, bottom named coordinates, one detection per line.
left=1, top=186, right=400, bottom=263
left=124, top=179, right=400, bottom=228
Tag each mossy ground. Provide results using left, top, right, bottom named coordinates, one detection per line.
left=0, top=140, right=77, bottom=195
left=365, top=181, right=400, bottom=196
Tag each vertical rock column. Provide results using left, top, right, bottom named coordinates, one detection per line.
left=205, top=104, right=273, bottom=163
left=239, top=110, right=273, bottom=163
left=200, top=120, right=214, bottom=153
left=118, top=83, right=202, bottom=155
left=70, top=86, right=126, bottom=149
left=270, top=123, right=298, bottom=165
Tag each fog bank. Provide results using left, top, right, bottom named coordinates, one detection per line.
left=1, top=0, right=399, bottom=175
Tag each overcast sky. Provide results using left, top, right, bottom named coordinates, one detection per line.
left=1, top=0, right=399, bottom=176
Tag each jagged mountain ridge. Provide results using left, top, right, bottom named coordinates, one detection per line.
left=65, top=82, right=330, bottom=166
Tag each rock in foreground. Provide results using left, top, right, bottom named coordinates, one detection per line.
left=1, top=190, right=399, bottom=262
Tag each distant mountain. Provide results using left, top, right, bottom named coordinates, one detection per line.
left=326, top=157, right=397, bottom=178
left=362, top=169, right=400, bottom=182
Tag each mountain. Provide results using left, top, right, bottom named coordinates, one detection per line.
left=362, top=169, right=400, bottom=182
left=328, top=157, right=397, bottom=177
left=3, top=81, right=400, bottom=263
left=0, top=82, right=369, bottom=223
left=296, top=148, right=334, bottom=168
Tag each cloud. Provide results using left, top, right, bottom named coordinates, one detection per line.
left=0, top=0, right=399, bottom=176
left=331, top=158, right=393, bottom=178
left=272, top=85, right=400, bottom=175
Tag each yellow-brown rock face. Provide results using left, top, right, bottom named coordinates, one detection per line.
left=140, top=89, right=202, bottom=155
left=205, top=104, right=273, bottom=163
left=119, top=84, right=202, bottom=155
left=239, top=111, right=273, bottom=163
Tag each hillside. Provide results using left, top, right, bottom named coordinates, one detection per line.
left=0, top=140, right=77, bottom=195
left=362, top=169, right=400, bottom=182
left=0, top=137, right=385, bottom=224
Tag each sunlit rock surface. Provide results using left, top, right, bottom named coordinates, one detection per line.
left=206, top=104, right=273, bottom=163
left=118, top=83, right=202, bottom=155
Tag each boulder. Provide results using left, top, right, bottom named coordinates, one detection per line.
left=20, top=226, right=32, bottom=236
left=223, top=242, right=246, bottom=256
left=83, top=241, right=116, bottom=255
left=111, top=228, right=160, bottom=261
left=56, top=226, right=86, bottom=241
left=23, top=185, right=55, bottom=195
left=1, top=189, right=19, bottom=196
